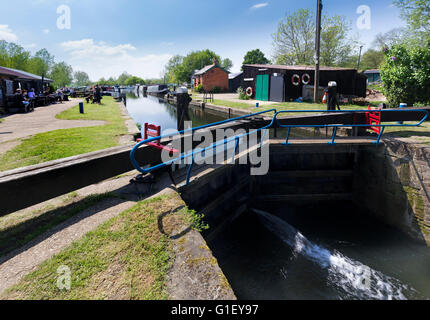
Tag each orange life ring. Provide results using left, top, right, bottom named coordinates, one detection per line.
left=302, top=73, right=311, bottom=85
left=246, top=87, right=253, bottom=97
left=292, top=74, right=300, bottom=86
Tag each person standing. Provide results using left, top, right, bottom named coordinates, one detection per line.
left=95, top=85, right=101, bottom=104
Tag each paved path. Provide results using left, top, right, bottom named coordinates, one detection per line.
left=194, top=93, right=279, bottom=105
left=0, top=99, right=105, bottom=152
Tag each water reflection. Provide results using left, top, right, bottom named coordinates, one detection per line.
left=124, top=91, right=227, bottom=134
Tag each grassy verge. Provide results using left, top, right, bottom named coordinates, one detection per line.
left=0, top=193, right=116, bottom=257
left=1, top=193, right=200, bottom=300
left=0, top=97, right=127, bottom=172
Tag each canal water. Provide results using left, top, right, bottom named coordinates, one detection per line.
left=124, top=90, right=227, bottom=133
left=209, top=202, right=430, bottom=300
left=124, top=89, right=430, bottom=300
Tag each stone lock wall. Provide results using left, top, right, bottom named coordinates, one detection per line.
left=353, top=139, right=430, bottom=245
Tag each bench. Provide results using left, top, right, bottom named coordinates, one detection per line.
left=5, top=95, right=34, bottom=113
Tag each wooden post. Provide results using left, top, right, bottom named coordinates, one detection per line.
left=313, top=0, right=323, bottom=103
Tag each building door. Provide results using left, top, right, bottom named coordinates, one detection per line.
left=256, top=74, right=269, bottom=101
left=270, top=75, right=285, bottom=102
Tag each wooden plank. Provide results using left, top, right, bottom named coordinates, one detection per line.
left=256, top=193, right=352, bottom=202
left=256, top=170, right=353, bottom=179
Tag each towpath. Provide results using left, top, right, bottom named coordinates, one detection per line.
left=0, top=99, right=105, bottom=153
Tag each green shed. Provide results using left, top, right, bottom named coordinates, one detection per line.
left=255, top=74, right=269, bottom=101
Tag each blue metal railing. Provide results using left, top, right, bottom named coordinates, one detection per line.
left=273, top=109, right=429, bottom=145
left=130, top=108, right=429, bottom=185
left=130, top=109, right=277, bottom=184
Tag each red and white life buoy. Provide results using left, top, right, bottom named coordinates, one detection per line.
left=302, top=73, right=311, bottom=85
left=292, top=74, right=300, bottom=86
left=246, top=87, right=253, bottom=97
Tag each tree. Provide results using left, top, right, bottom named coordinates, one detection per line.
left=242, top=49, right=270, bottom=69
left=117, top=72, right=132, bottom=85
left=124, top=76, right=145, bottom=86
left=320, top=15, right=352, bottom=66
left=380, top=40, right=430, bottom=106
left=50, top=62, right=73, bottom=87
left=164, top=55, right=184, bottom=83
left=272, top=9, right=354, bottom=66
left=5, top=43, right=30, bottom=71
left=272, top=9, right=315, bottom=65
left=372, top=28, right=406, bottom=49
left=360, top=49, right=385, bottom=70
left=74, top=71, right=91, bottom=86
left=221, top=58, right=233, bottom=71
left=394, top=0, right=430, bottom=37
left=172, top=50, right=221, bottom=83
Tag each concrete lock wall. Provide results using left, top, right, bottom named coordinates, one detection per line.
left=181, top=141, right=430, bottom=247
left=353, top=140, right=430, bottom=246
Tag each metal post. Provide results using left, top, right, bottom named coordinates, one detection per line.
left=357, top=45, right=364, bottom=71
left=79, top=102, right=84, bottom=114
left=313, top=0, right=323, bottom=103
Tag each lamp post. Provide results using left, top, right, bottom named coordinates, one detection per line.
left=313, top=0, right=323, bottom=103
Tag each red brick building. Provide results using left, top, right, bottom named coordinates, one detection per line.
left=193, top=63, right=229, bottom=92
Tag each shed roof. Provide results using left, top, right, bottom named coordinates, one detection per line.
left=243, top=64, right=357, bottom=72
left=195, top=64, right=229, bottom=76
left=0, top=66, right=53, bottom=82
left=229, top=72, right=243, bottom=80
left=363, top=69, right=380, bottom=74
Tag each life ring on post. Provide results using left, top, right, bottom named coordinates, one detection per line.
left=246, top=87, right=253, bottom=97
left=302, top=73, right=311, bottom=85
left=292, top=74, right=301, bottom=86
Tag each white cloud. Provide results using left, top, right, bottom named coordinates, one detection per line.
left=0, top=25, right=18, bottom=42
left=61, top=39, right=172, bottom=81
left=43, top=29, right=50, bottom=34
left=250, top=3, right=269, bottom=10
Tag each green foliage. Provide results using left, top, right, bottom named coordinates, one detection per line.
left=74, top=71, right=91, bottom=87
left=50, top=62, right=73, bottom=88
left=360, top=49, right=385, bottom=71
left=163, top=55, right=184, bottom=83
left=320, top=15, right=352, bottom=66
left=163, top=49, right=232, bottom=84
left=182, top=207, right=209, bottom=232
left=237, top=87, right=250, bottom=100
left=242, top=49, right=270, bottom=70
left=124, top=76, right=145, bottom=86
left=221, top=58, right=233, bottom=71
left=394, top=0, right=430, bottom=38
left=194, top=84, right=204, bottom=93
left=380, top=41, right=430, bottom=106
left=272, top=9, right=355, bottom=67
left=0, top=41, right=55, bottom=76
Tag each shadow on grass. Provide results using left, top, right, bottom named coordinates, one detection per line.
left=386, top=131, right=430, bottom=139
left=0, top=193, right=116, bottom=260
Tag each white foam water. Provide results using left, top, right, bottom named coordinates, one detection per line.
left=254, top=209, right=412, bottom=300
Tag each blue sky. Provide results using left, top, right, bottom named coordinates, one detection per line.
left=0, top=0, right=405, bottom=81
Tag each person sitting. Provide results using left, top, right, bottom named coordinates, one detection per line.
left=28, top=88, right=35, bottom=99
left=15, top=89, right=30, bottom=108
